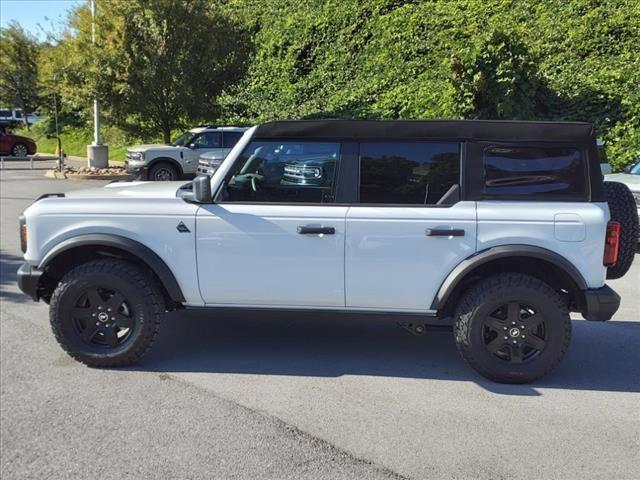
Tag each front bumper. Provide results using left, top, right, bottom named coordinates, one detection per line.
left=124, top=160, right=148, bottom=175
left=581, top=285, right=620, bottom=321
left=17, top=262, right=43, bottom=301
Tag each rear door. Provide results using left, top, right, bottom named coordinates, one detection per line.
left=345, top=141, right=477, bottom=312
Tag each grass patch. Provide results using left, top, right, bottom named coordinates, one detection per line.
left=14, top=124, right=159, bottom=163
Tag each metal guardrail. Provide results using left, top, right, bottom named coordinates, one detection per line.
left=0, top=155, right=60, bottom=170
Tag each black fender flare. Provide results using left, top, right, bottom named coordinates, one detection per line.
left=39, top=234, right=185, bottom=303
left=431, top=245, right=588, bottom=310
left=146, top=157, right=184, bottom=176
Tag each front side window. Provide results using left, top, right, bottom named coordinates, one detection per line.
left=171, top=131, right=194, bottom=146
left=484, top=146, right=585, bottom=196
left=217, top=141, right=341, bottom=203
left=359, top=142, right=460, bottom=205
left=192, top=132, right=222, bottom=148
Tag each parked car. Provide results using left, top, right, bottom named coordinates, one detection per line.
left=195, top=128, right=247, bottom=177
left=126, top=126, right=247, bottom=181
left=0, top=108, right=43, bottom=128
left=17, top=120, right=638, bottom=383
left=605, top=160, right=640, bottom=243
left=0, top=128, right=37, bottom=157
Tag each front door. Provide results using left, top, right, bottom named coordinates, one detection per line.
left=345, top=141, right=477, bottom=312
left=185, top=132, right=224, bottom=173
left=196, top=139, right=347, bottom=307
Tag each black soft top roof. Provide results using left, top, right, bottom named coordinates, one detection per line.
left=253, top=119, right=595, bottom=143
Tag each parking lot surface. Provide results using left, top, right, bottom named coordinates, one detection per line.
left=2, top=164, right=639, bottom=479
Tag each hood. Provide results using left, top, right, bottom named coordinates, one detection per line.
left=604, top=173, right=640, bottom=191
left=11, top=134, right=36, bottom=144
left=127, top=144, right=175, bottom=152
left=66, top=181, right=188, bottom=199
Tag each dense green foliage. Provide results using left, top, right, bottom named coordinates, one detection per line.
left=220, top=0, right=640, bottom=171
left=5, top=0, right=639, bottom=170
left=0, top=22, right=40, bottom=128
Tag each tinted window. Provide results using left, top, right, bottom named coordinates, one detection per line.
left=218, top=141, right=341, bottom=203
left=0, top=110, right=11, bottom=117
left=193, top=132, right=222, bottom=148
left=359, top=142, right=460, bottom=205
left=484, top=146, right=585, bottom=196
left=223, top=131, right=244, bottom=148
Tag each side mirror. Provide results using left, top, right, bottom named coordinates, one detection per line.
left=188, top=143, right=198, bottom=149
left=624, top=165, right=632, bottom=173
left=193, top=175, right=212, bottom=203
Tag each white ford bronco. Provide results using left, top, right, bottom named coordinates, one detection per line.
left=18, top=120, right=638, bottom=383
left=125, top=125, right=247, bottom=181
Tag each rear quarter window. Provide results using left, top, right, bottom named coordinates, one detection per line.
left=483, top=146, right=586, bottom=197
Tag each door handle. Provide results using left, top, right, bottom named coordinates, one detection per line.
left=297, top=226, right=335, bottom=235
left=426, top=228, right=465, bottom=237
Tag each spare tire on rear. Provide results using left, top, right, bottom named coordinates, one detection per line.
left=604, top=181, right=638, bottom=279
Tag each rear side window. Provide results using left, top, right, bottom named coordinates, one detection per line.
left=359, top=142, right=460, bottom=205
left=223, top=131, right=244, bottom=148
left=484, top=146, right=586, bottom=197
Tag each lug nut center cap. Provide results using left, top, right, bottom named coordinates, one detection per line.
left=508, top=327, right=521, bottom=338
left=97, top=312, right=109, bottom=323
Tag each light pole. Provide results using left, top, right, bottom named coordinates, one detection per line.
left=87, top=0, right=108, bottom=168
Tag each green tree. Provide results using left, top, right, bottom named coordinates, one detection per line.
left=47, top=0, right=250, bottom=143
left=0, top=22, right=41, bottom=129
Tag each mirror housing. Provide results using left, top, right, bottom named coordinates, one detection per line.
left=188, top=143, right=197, bottom=149
left=624, top=164, right=632, bottom=173
left=193, top=175, right=212, bottom=203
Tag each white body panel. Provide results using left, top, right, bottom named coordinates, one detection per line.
left=23, top=184, right=204, bottom=306
left=196, top=204, right=347, bottom=307
left=345, top=202, right=477, bottom=311
left=476, top=201, right=609, bottom=288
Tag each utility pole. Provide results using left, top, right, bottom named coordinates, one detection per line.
left=87, top=0, right=108, bottom=168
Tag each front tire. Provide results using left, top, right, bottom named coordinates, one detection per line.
left=453, top=273, right=571, bottom=383
left=50, top=259, right=164, bottom=367
left=149, top=162, right=179, bottom=181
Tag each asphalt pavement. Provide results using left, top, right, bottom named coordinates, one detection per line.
left=1, top=163, right=639, bottom=479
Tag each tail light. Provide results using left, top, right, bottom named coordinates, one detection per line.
left=19, top=215, right=27, bottom=253
left=603, top=221, right=620, bottom=267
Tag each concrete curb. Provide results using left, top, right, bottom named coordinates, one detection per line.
left=45, top=169, right=133, bottom=181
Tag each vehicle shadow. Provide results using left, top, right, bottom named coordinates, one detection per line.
left=0, top=250, right=29, bottom=304
left=138, top=309, right=640, bottom=396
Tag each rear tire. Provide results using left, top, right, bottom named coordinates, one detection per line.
left=604, top=181, right=638, bottom=279
left=454, top=273, right=571, bottom=384
left=49, top=259, right=164, bottom=367
left=11, top=143, right=28, bottom=157
left=149, top=162, right=179, bottom=181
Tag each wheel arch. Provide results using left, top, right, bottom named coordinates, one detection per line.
left=38, top=234, right=185, bottom=307
left=432, top=245, right=588, bottom=314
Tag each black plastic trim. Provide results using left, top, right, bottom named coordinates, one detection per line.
left=17, top=262, right=43, bottom=301
left=39, top=234, right=186, bottom=303
left=581, top=285, right=620, bottom=321
left=431, top=245, right=588, bottom=310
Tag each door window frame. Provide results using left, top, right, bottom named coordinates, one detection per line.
left=351, top=139, right=463, bottom=208
left=214, top=139, right=356, bottom=206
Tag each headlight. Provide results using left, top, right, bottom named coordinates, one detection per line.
left=128, top=151, right=144, bottom=161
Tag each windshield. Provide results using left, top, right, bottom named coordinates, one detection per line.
left=629, top=162, right=640, bottom=175
left=171, top=131, right=195, bottom=146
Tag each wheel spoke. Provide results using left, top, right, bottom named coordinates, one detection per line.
left=523, top=334, right=546, bottom=351
left=507, top=302, right=521, bottom=323
left=485, top=315, right=507, bottom=331
left=86, top=289, right=103, bottom=307
left=102, top=327, right=119, bottom=347
left=72, top=307, right=91, bottom=320
left=486, top=335, right=506, bottom=354
left=113, top=314, right=134, bottom=329
left=81, top=323, right=101, bottom=342
left=526, top=313, right=543, bottom=330
left=510, top=344, right=524, bottom=364
left=107, top=292, right=125, bottom=311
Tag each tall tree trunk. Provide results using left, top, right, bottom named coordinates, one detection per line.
left=162, top=119, right=171, bottom=144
